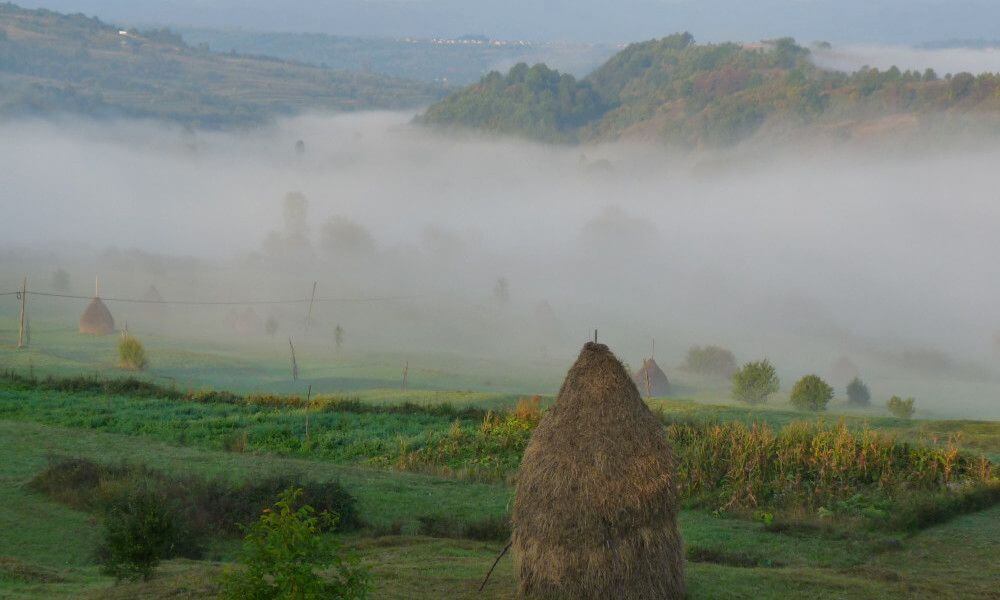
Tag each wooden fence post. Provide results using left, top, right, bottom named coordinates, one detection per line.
left=17, top=277, right=26, bottom=349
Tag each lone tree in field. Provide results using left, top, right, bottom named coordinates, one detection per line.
left=683, top=344, right=737, bottom=379
left=887, top=396, right=916, bottom=419
left=334, top=324, right=344, bottom=351
left=731, top=359, right=779, bottom=404
left=846, top=377, right=871, bottom=406
left=52, top=267, right=70, bottom=292
left=512, top=342, right=684, bottom=599
left=790, top=374, right=833, bottom=411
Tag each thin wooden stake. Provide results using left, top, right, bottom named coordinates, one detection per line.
left=478, top=541, right=512, bottom=592
left=593, top=328, right=598, bottom=343
left=17, top=276, right=26, bottom=349
left=645, top=360, right=652, bottom=397
left=401, top=361, right=409, bottom=390
left=289, top=337, right=299, bottom=381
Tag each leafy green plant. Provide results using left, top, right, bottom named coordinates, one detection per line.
left=846, top=377, right=871, bottom=406
left=731, top=359, right=780, bottom=404
left=220, top=487, right=370, bottom=600
left=887, top=396, right=916, bottom=419
left=118, top=334, right=148, bottom=371
left=790, top=374, right=833, bottom=411
left=96, top=485, right=185, bottom=581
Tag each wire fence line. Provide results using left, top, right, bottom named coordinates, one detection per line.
left=2, top=290, right=418, bottom=306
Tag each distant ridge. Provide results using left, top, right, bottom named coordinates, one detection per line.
left=421, top=33, right=1000, bottom=146
left=0, top=2, right=445, bottom=127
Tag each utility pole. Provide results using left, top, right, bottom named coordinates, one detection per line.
left=17, top=276, right=27, bottom=349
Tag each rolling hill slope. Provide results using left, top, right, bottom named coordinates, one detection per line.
left=421, top=33, right=1000, bottom=146
left=0, top=2, right=446, bottom=127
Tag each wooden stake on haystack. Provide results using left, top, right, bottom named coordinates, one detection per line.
left=17, top=276, right=27, bottom=349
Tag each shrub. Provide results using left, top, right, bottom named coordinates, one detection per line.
left=29, top=458, right=360, bottom=541
left=220, top=487, right=370, bottom=600
left=512, top=395, right=543, bottom=424
left=887, top=396, right=915, bottom=419
left=684, top=345, right=738, bottom=378
left=731, top=359, right=780, bottom=404
left=117, top=335, right=148, bottom=371
left=96, top=485, right=186, bottom=581
left=790, top=374, right=833, bottom=411
left=846, top=377, right=871, bottom=406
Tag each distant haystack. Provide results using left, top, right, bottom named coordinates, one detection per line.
left=142, top=285, right=163, bottom=304
left=633, top=357, right=671, bottom=397
left=79, top=297, right=115, bottom=335
left=512, top=342, right=685, bottom=599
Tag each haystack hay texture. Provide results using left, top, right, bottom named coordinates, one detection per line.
left=512, top=342, right=685, bottom=599
left=79, top=297, right=115, bottom=335
left=632, top=357, right=671, bottom=397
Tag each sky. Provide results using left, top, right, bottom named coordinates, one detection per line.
left=11, top=0, right=1000, bottom=44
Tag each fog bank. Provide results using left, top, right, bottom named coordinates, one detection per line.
left=3, top=111, right=1000, bottom=418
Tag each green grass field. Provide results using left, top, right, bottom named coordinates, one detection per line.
left=1, top=318, right=999, bottom=598
left=1, top=420, right=999, bottom=599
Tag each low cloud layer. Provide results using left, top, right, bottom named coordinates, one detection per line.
left=3, top=111, right=1000, bottom=418
left=813, top=44, right=1000, bottom=76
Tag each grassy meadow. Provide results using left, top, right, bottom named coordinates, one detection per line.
left=0, top=316, right=999, bottom=599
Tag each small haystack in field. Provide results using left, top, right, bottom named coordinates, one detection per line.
left=79, top=297, right=115, bottom=335
left=633, top=357, right=671, bottom=397
left=512, top=342, right=684, bottom=599
left=142, top=285, right=163, bottom=304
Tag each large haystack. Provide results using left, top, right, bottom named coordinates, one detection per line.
left=633, top=357, right=671, bottom=397
left=79, top=297, right=115, bottom=335
left=512, top=342, right=684, bottom=599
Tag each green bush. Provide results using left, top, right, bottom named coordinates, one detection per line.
left=846, top=377, right=871, bottom=406
left=790, top=374, right=833, bottom=411
left=683, top=345, right=738, bottom=378
left=731, top=359, right=780, bottom=404
left=117, top=335, right=148, bottom=371
left=220, top=487, right=370, bottom=600
left=96, top=486, right=186, bottom=581
left=887, top=396, right=916, bottom=419
left=29, top=458, right=360, bottom=539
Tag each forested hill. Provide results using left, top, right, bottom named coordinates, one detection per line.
left=420, top=33, right=1000, bottom=146
left=0, top=2, right=445, bottom=127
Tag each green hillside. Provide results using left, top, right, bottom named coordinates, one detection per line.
left=0, top=2, right=445, bottom=127
left=421, top=33, right=1000, bottom=146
